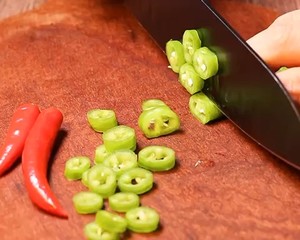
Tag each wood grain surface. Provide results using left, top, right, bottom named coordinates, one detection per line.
left=0, top=0, right=299, bottom=240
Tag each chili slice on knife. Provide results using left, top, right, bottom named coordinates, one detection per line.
left=189, top=92, right=223, bottom=124
left=179, top=63, right=204, bottom=95
left=0, top=103, right=40, bottom=176
left=193, top=46, right=219, bottom=79
left=22, top=107, right=68, bottom=218
left=182, top=29, right=202, bottom=63
left=166, top=40, right=186, bottom=73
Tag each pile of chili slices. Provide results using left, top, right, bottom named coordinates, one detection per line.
left=64, top=99, right=179, bottom=239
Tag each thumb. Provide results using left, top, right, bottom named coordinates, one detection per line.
left=247, top=10, right=300, bottom=68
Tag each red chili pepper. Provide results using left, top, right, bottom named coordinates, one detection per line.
left=22, top=107, right=68, bottom=218
left=0, top=103, right=40, bottom=176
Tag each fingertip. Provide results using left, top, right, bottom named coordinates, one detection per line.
left=247, top=10, right=300, bottom=68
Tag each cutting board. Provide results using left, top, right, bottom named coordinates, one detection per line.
left=0, top=0, right=299, bottom=239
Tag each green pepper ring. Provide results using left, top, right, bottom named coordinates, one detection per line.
left=138, top=145, right=176, bottom=171
left=118, top=168, right=154, bottom=195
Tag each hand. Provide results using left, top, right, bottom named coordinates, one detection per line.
left=247, top=10, right=300, bottom=96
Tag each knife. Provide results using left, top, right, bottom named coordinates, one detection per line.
left=124, top=0, right=300, bottom=170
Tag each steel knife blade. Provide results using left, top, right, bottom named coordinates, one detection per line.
left=125, top=0, right=300, bottom=169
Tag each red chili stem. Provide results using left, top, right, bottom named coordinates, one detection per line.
left=22, top=107, right=68, bottom=218
left=0, top=103, right=40, bottom=176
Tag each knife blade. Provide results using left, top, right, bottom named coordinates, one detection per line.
left=124, top=0, right=300, bottom=169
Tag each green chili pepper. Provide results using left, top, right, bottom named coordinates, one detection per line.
left=94, top=144, right=110, bottom=164
left=125, top=207, right=160, bottom=233
left=103, top=125, right=136, bottom=152
left=142, top=99, right=168, bottom=111
left=72, top=191, right=103, bottom=214
left=166, top=40, right=186, bottom=73
left=103, top=150, right=138, bottom=178
left=83, top=222, right=120, bottom=240
left=193, top=47, right=218, bottom=79
left=182, top=29, right=202, bottom=63
left=95, top=210, right=127, bottom=233
left=64, top=156, right=91, bottom=181
left=87, top=109, right=118, bottom=133
left=138, top=145, right=176, bottom=171
left=118, top=168, right=153, bottom=195
left=179, top=63, right=204, bottom=95
left=108, top=192, right=140, bottom=213
left=277, top=66, right=288, bottom=72
left=81, top=169, right=90, bottom=187
left=189, top=92, right=222, bottom=124
left=87, top=165, right=117, bottom=198
left=138, top=106, right=180, bottom=138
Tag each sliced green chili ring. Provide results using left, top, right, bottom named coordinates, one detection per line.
left=182, top=29, right=202, bottom=64
left=179, top=63, right=205, bottom=95
left=125, top=207, right=160, bottom=233
left=138, top=145, right=176, bottom=171
left=83, top=222, right=120, bottom=240
left=87, top=165, right=117, bottom=198
left=189, top=92, right=222, bottom=124
left=95, top=210, right=127, bottom=233
left=166, top=40, right=186, bottom=73
left=64, top=156, right=91, bottom=181
left=118, top=168, right=153, bottom=195
left=103, top=125, right=136, bottom=152
left=108, top=192, right=140, bottom=213
left=103, top=150, right=138, bottom=178
left=94, top=144, right=110, bottom=164
left=193, top=47, right=218, bottom=80
left=87, top=109, right=118, bottom=133
left=72, top=191, right=103, bottom=214
left=138, top=106, right=180, bottom=138
left=81, top=169, right=90, bottom=187
left=142, top=99, right=168, bottom=111
left=277, top=66, right=288, bottom=72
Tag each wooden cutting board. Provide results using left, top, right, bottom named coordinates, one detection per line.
left=0, top=0, right=299, bottom=239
